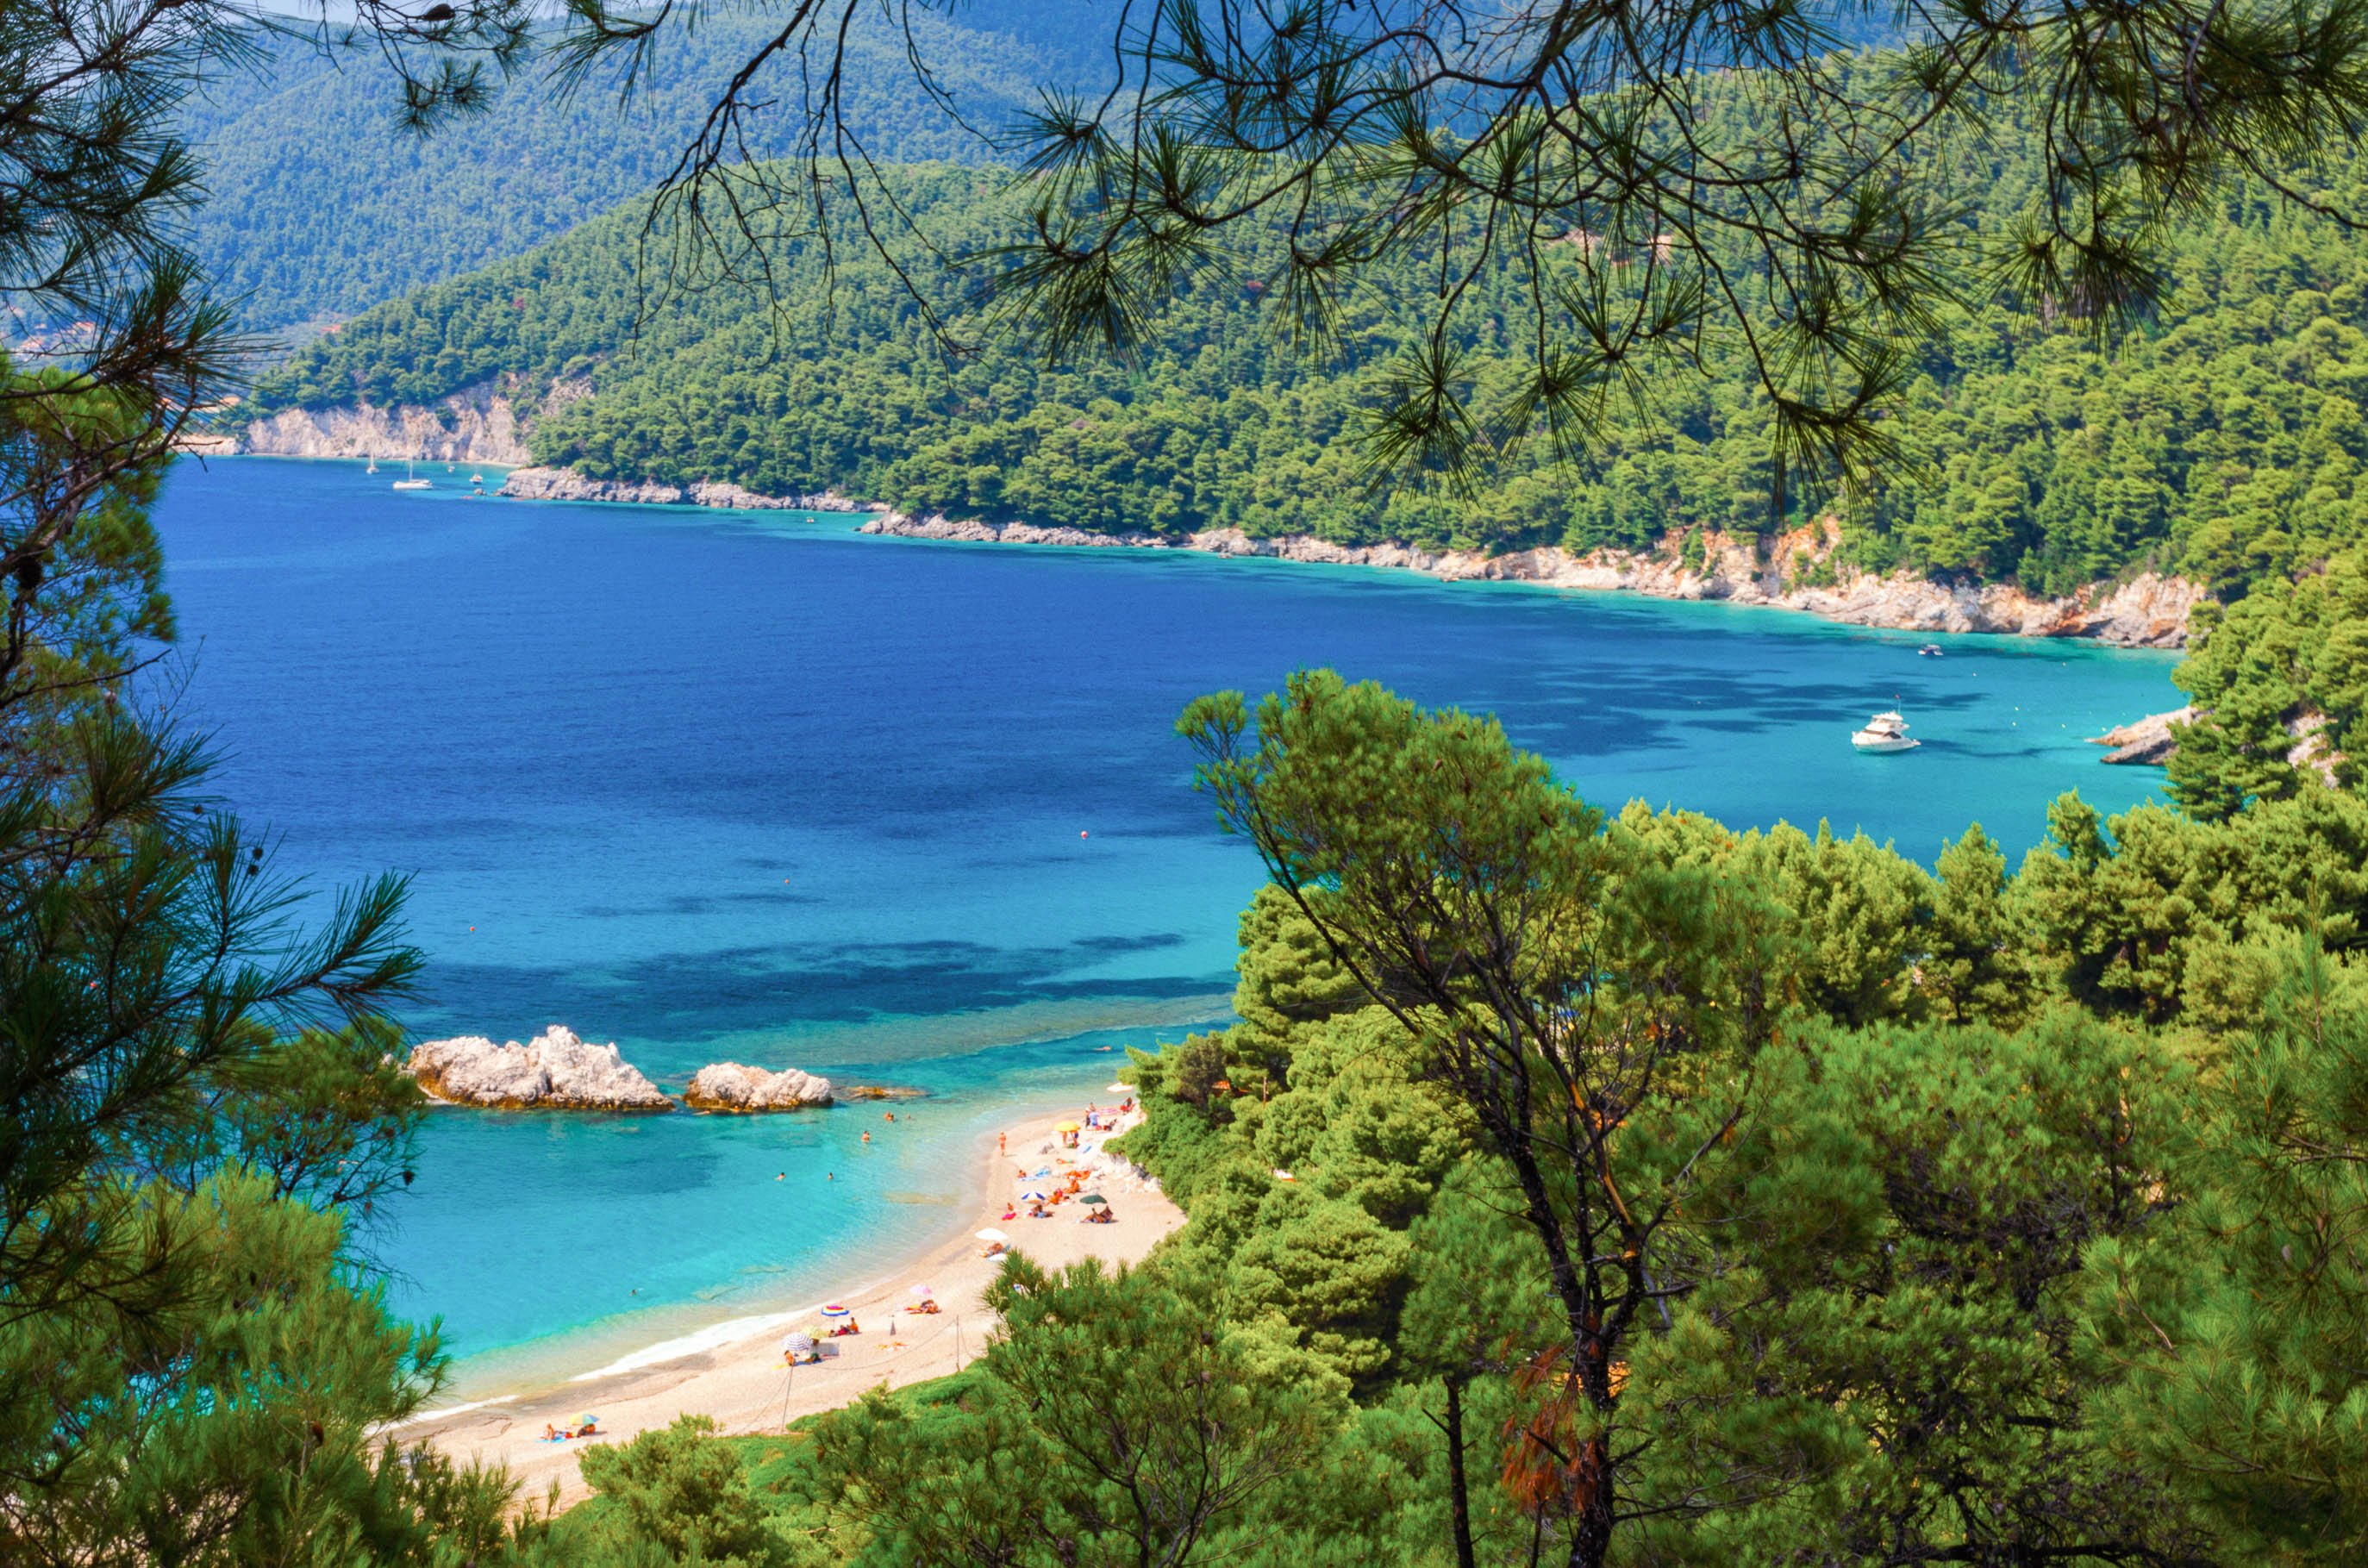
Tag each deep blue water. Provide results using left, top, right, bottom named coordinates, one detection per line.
left=159, top=456, right=2178, bottom=1394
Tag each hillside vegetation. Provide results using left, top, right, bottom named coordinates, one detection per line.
left=496, top=672, right=2368, bottom=1567
left=179, top=6, right=1105, bottom=330
left=249, top=67, right=2368, bottom=603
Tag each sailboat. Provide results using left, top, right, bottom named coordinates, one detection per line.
left=391, top=459, right=431, bottom=491
left=365, top=453, right=378, bottom=475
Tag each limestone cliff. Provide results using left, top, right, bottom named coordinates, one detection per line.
left=498, top=465, right=884, bottom=512
left=861, top=513, right=2209, bottom=649
left=242, top=381, right=534, bottom=465
left=682, top=1062, right=835, bottom=1111
left=406, top=1026, right=672, bottom=1110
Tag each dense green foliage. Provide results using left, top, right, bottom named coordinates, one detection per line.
left=178, top=7, right=1104, bottom=332
left=251, top=79, right=2368, bottom=600
left=0, top=389, right=520, bottom=1558
left=2169, top=549, right=2368, bottom=817
left=487, top=672, right=2368, bottom=1568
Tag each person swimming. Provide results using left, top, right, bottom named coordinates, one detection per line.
left=861, top=1131, right=871, bottom=1144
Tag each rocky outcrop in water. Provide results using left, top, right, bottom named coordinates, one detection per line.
left=407, top=1027, right=672, bottom=1110
left=243, top=381, right=534, bottom=465
left=859, top=513, right=2209, bottom=649
left=840, top=1084, right=928, bottom=1102
left=498, top=466, right=885, bottom=512
left=2090, top=706, right=2193, bottom=765
left=682, top=1062, right=834, bottom=1111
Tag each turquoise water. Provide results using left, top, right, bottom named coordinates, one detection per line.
left=159, top=457, right=2178, bottom=1394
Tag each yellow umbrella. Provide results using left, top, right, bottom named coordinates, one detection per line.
left=1055, top=1121, right=1081, bottom=1133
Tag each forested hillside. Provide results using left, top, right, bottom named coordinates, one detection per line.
left=493, top=672, right=2368, bottom=1567
left=179, top=5, right=1105, bottom=330
left=247, top=62, right=2368, bottom=603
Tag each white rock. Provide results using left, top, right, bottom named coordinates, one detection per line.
left=497, top=465, right=884, bottom=512
left=405, top=1026, right=672, bottom=1111
left=682, top=1061, right=835, bottom=1111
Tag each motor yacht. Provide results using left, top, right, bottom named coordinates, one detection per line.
left=1853, top=709, right=1920, bottom=753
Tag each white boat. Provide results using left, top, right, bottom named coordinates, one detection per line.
left=1852, top=709, right=1920, bottom=753
left=391, top=459, right=431, bottom=491
left=366, top=454, right=378, bottom=475
left=1918, top=643, right=1943, bottom=657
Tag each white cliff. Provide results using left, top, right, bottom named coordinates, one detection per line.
left=406, top=1026, right=673, bottom=1110
left=682, top=1062, right=835, bottom=1111
left=241, top=381, right=535, bottom=465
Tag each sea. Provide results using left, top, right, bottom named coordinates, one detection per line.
left=158, top=456, right=2181, bottom=1400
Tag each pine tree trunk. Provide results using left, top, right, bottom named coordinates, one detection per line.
left=1444, top=1374, right=1477, bottom=1568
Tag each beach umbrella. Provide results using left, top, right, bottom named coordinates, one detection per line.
left=1106, top=1083, right=1129, bottom=1093
left=782, top=1333, right=815, bottom=1353
left=909, top=1284, right=933, bottom=1300
left=1055, top=1121, right=1081, bottom=1133
left=1078, top=1193, right=1107, bottom=1205
left=820, top=1303, right=852, bottom=1320
left=976, top=1228, right=1009, bottom=1242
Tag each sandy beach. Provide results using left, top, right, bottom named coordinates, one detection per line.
left=394, top=1101, right=1182, bottom=1506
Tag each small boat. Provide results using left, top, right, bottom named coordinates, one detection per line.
left=1853, top=709, right=1920, bottom=753
left=469, top=472, right=484, bottom=485
left=365, top=454, right=378, bottom=475
left=1918, top=643, right=1944, bottom=657
left=391, top=459, right=431, bottom=491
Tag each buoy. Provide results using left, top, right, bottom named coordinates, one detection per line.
left=1080, top=830, right=1089, bottom=839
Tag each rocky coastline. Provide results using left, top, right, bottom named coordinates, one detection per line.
left=497, top=465, right=885, bottom=513
left=2089, top=707, right=2193, bottom=765
left=859, top=513, right=2206, bottom=649
left=682, top=1062, right=834, bottom=1112
left=406, top=1027, right=673, bottom=1111
left=224, top=401, right=2207, bottom=646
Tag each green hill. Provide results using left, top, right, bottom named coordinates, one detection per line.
left=245, top=76, right=2368, bottom=603
left=181, top=6, right=1106, bottom=331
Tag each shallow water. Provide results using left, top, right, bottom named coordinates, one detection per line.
left=159, top=457, right=2178, bottom=1391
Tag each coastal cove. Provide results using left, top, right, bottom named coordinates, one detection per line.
left=159, top=456, right=2182, bottom=1403
left=256, top=440, right=2204, bottom=647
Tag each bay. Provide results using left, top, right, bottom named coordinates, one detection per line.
left=159, top=456, right=2178, bottom=1395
